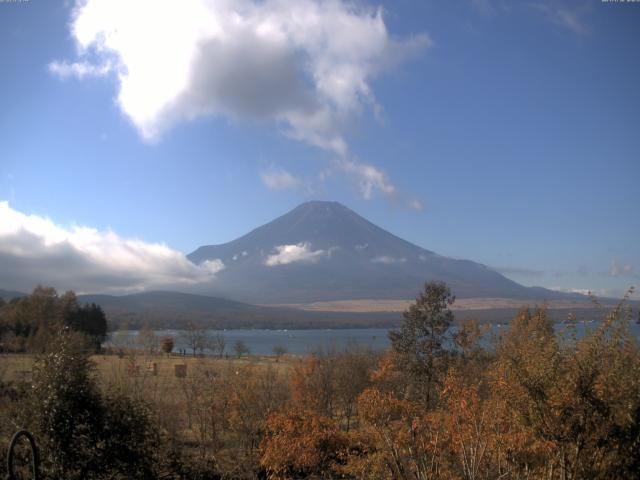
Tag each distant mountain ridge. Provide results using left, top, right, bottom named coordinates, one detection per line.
left=188, top=201, right=581, bottom=304
left=0, top=289, right=26, bottom=301
left=76, top=290, right=400, bottom=329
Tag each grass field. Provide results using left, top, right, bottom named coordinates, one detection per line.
left=269, top=297, right=609, bottom=313
left=0, top=352, right=292, bottom=387
left=0, top=350, right=298, bottom=477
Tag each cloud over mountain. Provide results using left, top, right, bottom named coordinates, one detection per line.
left=50, top=0, right=428, bottom=201
left=0, top=201, right=223, bottom=294
left=265, top=243, right=326, bottom=266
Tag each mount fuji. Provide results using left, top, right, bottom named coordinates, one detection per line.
left=188, top=201, right=574, bottom=305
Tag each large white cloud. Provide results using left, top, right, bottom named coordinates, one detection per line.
left=0, top=201, right=224, bottom=294
left=50, top=0, right=429, bottom=200
left=265, top=242, right=325, bottom=266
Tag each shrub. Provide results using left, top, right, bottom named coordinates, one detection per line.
left=30, top=328, right=160, bottom=479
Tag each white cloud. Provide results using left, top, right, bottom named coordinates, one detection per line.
left=408, top=199, right=424, bottom=211
left=609, top=260, right=634, bottom=278
left=265, top=242, right=325, bottom=266
left=260, top=168, right=303, bottom=191
left=201, top=259, right=226, bottom=274
left=549, top=286, right=636, bottom=300
left=0, top=201, right=224, bottom=294
left=372, top=255, right=406, bottom=265
left=53, top=0, right=428, bottom=147
left=568, top=288, right=591, bottom=296
left=339, top=159, right=396, bottom=200
left=49, top=60, right=113, bottom=79
left=52, top=0, right=429, bottom=202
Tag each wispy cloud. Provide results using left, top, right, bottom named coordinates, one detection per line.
left=0, top=201, right=224, bottom=294
left=408, top=199, right=424, bottom=212
left=372, top=255, right=407, bottom=265
left=49, top=60, right=113, bottom=79
left=551, top=286, right=635, bottom=299
left=551, top=287, right=591, bottom=296
left=609, top=260, right=634, bottom=277
left=260, top=168, right=303, bottom=192
left=265, top=243, right=326, bottom=266
left=339, top=159, right=396, bottom=200
left=532, top=3, right=588, bottom=36
left=469, top=0, right=495, bottom=16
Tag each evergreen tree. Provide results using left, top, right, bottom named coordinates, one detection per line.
left=388, top=281, right=455, bottom=406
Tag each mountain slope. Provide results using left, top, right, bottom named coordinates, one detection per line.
left=77, top=290, right=399, bottom=329
left=0, top=289, right=26, bottom=301
left=188, top=201, right=574, bottom=304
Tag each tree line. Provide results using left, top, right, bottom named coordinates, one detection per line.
left=0, top=286, right=107, bottom=353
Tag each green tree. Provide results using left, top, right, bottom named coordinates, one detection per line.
left=30, top=328, right=160, bottom=479
left=1, top=287, right=107, bottom=353
left=388, top=281, right=455, bottom=406
left=31, top=328, right=105, bottom=478
left=64, top=299, right=108, bottom=352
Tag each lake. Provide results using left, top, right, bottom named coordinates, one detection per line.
left=109, top=321, right=640, bottom=356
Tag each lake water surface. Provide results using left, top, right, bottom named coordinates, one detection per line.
left=110, top=321, right=640, bottom=356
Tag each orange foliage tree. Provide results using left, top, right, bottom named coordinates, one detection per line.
left=260, top=409, right=349, bottom=479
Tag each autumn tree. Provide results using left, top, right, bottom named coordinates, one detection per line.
left=210, top=332, right=226, bottom=357
left=347, top=387, right=443, bottom=480
left=451, top=319, right=491, bottom=383
left=333, top=348, right=376, bottom=431
left=227, top=365, right=289, bottom=475
left=182, top=322, right=206, bottom=356
left=495, top=297, right=640, bottom=479
left=290, top=353, right=336, bottom=417
left=261, top=409, right=349, bottom=479
left=161, top=336, right=175, bottom=355
left=137, top=323, right=158, bottom=355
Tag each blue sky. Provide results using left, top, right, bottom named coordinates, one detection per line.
left=0, top=0, right=638, bottom=297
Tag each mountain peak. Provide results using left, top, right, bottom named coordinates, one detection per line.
left=186, top=201, right=558, bottom=303
left=188, top=200, right=418, bottom=265
left=287, top=200, right=354, bottom=221
left=296, top=200, right=345, bottom=209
